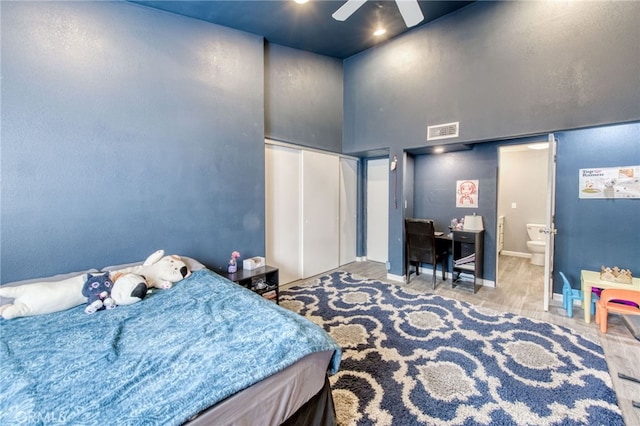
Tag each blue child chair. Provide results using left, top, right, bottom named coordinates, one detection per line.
left=560, top=271, right=598, bottom=318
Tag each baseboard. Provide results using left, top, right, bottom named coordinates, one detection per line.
left=387, top=273, right=405, bottom=283
left=500, top=251, right=530, bottom=258
left=356, top=256, right=367, bottom=262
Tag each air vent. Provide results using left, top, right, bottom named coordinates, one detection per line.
left=427, top=121, right=459, bottom=141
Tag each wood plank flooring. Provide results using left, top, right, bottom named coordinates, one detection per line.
left=283, top=257, right=640, bottom=425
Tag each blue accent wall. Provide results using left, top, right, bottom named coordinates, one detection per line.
left=1, top=1, right=265, bottom=283
left=343, top=0, right=640, bottom=277
left=265, top=43, right=343, bottom=152
left=411, top=123, right=639, bottom=290
left=554, top=124, right=640, bottom=292
left=1, top=0, right=638, bottom=291
left=344, top=1, right=640, bottom=153
left=413, top=144, right=498, bottom=281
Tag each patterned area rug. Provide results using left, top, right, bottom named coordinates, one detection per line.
left=280, top=271, right=624, bottom=425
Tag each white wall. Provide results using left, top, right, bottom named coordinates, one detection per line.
left=498, top=146, right=549, bottom=254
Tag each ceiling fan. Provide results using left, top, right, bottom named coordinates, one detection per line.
left=332, top=0, right=425, bottom=28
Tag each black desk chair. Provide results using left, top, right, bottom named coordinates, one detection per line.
left=405, top=218, right=448, bottom=289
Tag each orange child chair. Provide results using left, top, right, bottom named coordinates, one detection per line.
left=595, top=288, right=640, bottom=333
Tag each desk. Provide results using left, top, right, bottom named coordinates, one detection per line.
left=435, top=232, right=453, bottom=267
left=581, top=270, right=640, bottom=323
left=451, top=230, right=484, bottom=293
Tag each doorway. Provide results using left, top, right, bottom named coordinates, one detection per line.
left=366, top=158, right=389, bottom=263
left=496, top=142, right=549, bottom=301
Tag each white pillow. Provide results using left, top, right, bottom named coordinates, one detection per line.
left=2, top=269, right=100, bottom=287
left=101, top=256, right=206, bottom=272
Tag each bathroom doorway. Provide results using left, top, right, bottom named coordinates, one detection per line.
left=496, top=142, right=549, bottom=303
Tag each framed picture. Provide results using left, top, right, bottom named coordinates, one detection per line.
left=579, top=165, right=640, bottom=199
left=456, top=180, right=478, bottom=208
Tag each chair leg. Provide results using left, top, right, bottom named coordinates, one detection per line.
left=596, top=301, right=609, bottom=333
left=567, top=296, right=573, bottom=318
left=600, top=307, right=609, bottom=333
left=406, top=261, right=416, bottom=283
left=405, top=258, right=409, bottom=284
left=431, top=267, right=436, bottom=290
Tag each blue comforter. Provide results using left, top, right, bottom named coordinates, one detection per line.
left=0, top=269, right=341, bottom=425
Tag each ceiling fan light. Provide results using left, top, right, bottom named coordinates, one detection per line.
left=332, top=0, right=368, bottom=21
left=396, top=0, right=424, bottom=27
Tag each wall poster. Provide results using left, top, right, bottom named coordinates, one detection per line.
left=579, top=165, right=640, bottom=199
left=456, top=180, right=478, bottom=207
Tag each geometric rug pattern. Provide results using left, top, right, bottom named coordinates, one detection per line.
left=281, top=271, right=624, bottom=425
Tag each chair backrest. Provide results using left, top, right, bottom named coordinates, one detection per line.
left=405, top=219, right=437, bottom=263
left=559, top=271, right=571, bottom=290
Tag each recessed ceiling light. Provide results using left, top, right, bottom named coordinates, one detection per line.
left=433, top=147, right=445, bottom=154
left=294, top=0, right=309, bottom=4
left=373, top=28, right=386, bottom=36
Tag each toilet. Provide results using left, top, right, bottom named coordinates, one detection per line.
left=526, top=224, right=546, bottom=266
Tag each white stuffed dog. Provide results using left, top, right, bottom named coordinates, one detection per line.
left=0, top=272, right=148, bottom=320
left=114, top=250, right=191, bottom=289
left=110, top=272, right=149, bottom=306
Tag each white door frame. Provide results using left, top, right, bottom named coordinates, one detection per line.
left=543, top=133, right=558, bottom=311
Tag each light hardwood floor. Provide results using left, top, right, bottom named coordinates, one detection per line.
left=283, top=257, right=640, bottom=425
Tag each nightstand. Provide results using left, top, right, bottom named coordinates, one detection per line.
left=218, top=266, right=279, bottom=303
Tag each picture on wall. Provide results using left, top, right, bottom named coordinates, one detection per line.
left=456, top=180, right=479, bottom=207
left=579, top=165, right=640, bottom=199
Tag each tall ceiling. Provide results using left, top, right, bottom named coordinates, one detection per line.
left=130, top=1, right=474, bottom=59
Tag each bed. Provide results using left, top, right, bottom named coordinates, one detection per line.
left=0, top=262, right=341, bottom=425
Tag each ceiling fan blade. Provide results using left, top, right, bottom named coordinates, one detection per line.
left=332, top=0, right=368, bottom=21
left=395, top=0, right=424, bottom=27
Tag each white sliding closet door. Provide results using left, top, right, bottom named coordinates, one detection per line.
left=340, top=158, right=357, bottom=266
left=265, top=144, right=301, bottom=285
left=301, top=150, right=340, bottom=278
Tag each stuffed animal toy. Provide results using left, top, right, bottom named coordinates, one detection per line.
left=0, top=272, right=149, bottom=320
left=114, top=250, right=191, bottom=289
left=110, top=272, right=148, bottom=306
left=82, top=272, right=116, bottom=314
left=83, top=272, right=149, bottom=314
left=0, top=274, right=87, bottom=320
